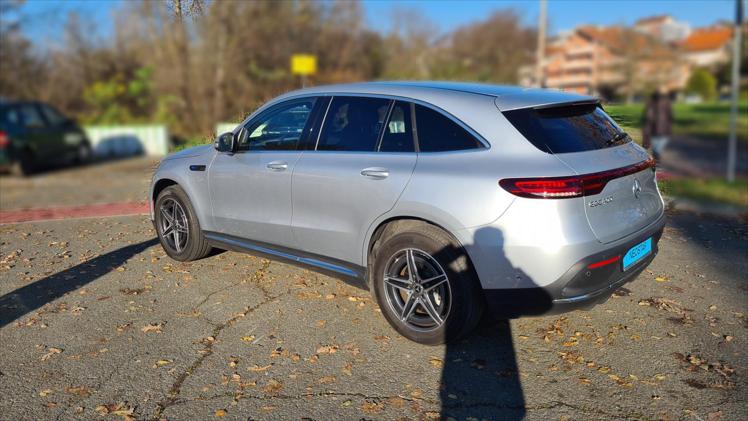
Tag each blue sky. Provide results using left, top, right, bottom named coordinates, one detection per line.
left=363, top=0, right=739, bottom=34
left=13, top=0, right=741, bottom=47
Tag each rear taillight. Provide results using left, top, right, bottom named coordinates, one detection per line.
left=500, top=158, right=655, bottom=199
left=0, top=131, right=8, bottom=149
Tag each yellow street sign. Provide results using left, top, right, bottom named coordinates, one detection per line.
left=291, top=54, right=317, bottom=76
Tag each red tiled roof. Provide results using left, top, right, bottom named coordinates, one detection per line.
left=635, top=15, right=671, bottom=25
left=681, top=27, right=733, bottom=52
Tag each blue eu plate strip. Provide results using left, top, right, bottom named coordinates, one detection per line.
left=623, top=237, right=652, bottom=271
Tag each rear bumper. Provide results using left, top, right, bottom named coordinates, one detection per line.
left=483, top=212, right=666, bottom=318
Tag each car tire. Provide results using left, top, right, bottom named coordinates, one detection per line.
left=11, top=150, right=36, bottom=176
left=155, top=185, right=212, bottom=261
left=371, top=222, right=485, bottom=345
left=74, top=142, right=92, bottom=165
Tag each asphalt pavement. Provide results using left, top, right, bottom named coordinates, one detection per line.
left=0, top=159, right=746, bottom=420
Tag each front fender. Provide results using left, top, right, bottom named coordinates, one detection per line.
left=150, top=157, right=215, bottom=231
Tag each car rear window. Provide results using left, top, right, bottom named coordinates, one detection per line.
left=502, top=103, right=630, bottom=154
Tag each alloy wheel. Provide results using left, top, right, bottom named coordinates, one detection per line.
left=383, top=248, right=452, bottom=331
left=159, top=198, right=189, bottom=253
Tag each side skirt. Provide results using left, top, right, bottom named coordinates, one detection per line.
left=203, top=231, right=368, bottom=290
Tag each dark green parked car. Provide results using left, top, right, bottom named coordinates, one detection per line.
left=0, top=100, right=92, bottom=175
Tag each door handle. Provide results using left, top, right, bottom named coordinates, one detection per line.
left=266, top=161, right=288, bottom=171
left=360, top=167, right=389, bottom=179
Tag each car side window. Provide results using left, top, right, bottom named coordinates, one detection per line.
left=239, top=99, right=316, bottom=151
left=415, top=104, right=482, bottom=152
left=18, top=105, right=46, bottom=129
left=38, top=105, right=67, bottom=127
left=379, top=101, right=414, bottom=153
left=3, top=107, right=20, bottom=127
left=317, top=96, right=391, bottom=152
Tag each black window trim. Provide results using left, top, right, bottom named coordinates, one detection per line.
left=375, top=100, right=396, bottom=152
left=239, top=92, right=491, bottom=154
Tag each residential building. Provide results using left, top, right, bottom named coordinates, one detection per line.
left=680, top=25, right=734, bottom=68
left=520, top=15, right=735, bottom=100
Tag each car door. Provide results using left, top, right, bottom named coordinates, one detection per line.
left=208, top=97, right=319, bottom=248
left=291, top=97, right=417, bottom=264
left=16, top=104, right=55, bottom=161
left=37, top=104, right=83, bottom=158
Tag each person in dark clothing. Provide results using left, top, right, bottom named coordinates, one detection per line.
left=642, top=90, right=673, bottom=161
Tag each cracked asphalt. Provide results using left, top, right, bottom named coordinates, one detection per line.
left=0, top=160, right=746, bottom=420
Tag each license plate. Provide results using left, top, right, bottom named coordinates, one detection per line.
left=622, top=237, right=652, bottom=271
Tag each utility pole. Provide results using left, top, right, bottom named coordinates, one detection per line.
left=536, top=0, right=547, bottom=88
left=727, top=0, right=743, bottom=182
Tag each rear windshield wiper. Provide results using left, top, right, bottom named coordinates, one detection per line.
left=606, top=131, right=630, bottom=146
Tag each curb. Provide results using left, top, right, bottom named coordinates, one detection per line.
left=0, top=202, right=149, bottom=224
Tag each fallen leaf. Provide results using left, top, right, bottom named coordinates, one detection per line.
left=361, top=401, right=384, bottom=414
left=318, top=375, right=336, bottom=384
left=141, top=323, right=164, bottom=333
left=215, top=409, right=227, bottom=417
left=65, top=386, right=91, bottom=397
left=263, top=379, right=283, bottom=394
left=342, top=361, right=353, bottom=376
left=316, top=345, right=339, bottom=355
left=429, top=356, right=444, bottom=368
left=40, top=347, right=63, bottom=361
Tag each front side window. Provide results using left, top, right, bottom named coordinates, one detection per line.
left=38, top=105, right=68, bottom=126
left=239, top=98, right=316, bottom=151
left=18, top=105, right=46, bottom=128
left=317, top=96, right=391, bottom=152
left=380, top=101, right=414, bottom=152
left=415, top=105, right=482, bottom=152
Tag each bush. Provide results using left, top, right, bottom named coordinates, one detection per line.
left=686, top=68, right=718, bottom=101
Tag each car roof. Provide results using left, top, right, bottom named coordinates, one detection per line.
left=278, top=81, right=595, bottom=111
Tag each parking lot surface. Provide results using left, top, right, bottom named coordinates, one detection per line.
left=0, top=160, right=746, bottom=420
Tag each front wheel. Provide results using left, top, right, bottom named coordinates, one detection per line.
left=74, top=142, right=92, bottom=165
left=154, top=185, right=212, bottom=261
left=371, top=223, right=484, bottom=345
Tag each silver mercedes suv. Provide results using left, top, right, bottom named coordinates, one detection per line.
left=149, top=81, right=665, bottom=344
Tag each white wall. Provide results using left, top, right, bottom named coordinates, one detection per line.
left=84, top=125, right=169, bottom=156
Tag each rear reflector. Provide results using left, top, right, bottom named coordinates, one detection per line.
left=0, top=131, right=8, bottom=149
left=587, top=255, right=621, bottom=269
left=499, top=158, right=654, bottom=199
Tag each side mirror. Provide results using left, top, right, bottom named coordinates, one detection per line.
left=214, top=132, right=236, bottom=153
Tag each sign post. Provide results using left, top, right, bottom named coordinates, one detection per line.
left=291, top=54, right=317, bottom=88
left=727, top=0, right=743, bottom=183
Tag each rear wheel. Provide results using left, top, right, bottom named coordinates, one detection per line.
left=371, top=222, right=484, bottom=345
left=155, top=185, right=212, bottom=261
left=11, top=150, right=36, bottom=176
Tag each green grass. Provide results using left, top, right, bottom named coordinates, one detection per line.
left=172, top=136, right=212, bottom=152
left=658, top=177, right=748, bottom=209
left=606, top=101, right=748, bottom=144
